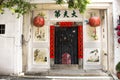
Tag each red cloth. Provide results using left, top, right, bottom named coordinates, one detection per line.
left=59, top=22, right=74, bottom=27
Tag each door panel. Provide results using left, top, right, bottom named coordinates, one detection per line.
left=55, top=27, right=78, bottom=64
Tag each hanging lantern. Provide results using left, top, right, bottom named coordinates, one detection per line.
left=117, top=31, right=120, bottom=36
left=118, top=38, right=120, bottom=44
left=88, top=13, right=101, bottom=40
left=89, top=16, right=101, bottom=27
left=33, top=13, right=45, bottom=27
left=116, top=25, right=120, bottom=30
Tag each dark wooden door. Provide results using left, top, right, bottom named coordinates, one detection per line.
left=55, top=27, right=78, bottom=64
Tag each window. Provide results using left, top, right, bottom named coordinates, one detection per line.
left=0, top=24, right=5, bottom=34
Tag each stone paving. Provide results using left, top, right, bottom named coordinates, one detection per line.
left=0, top=76, right=113, bottom=80
left=0, top=70, right=115, bottom=80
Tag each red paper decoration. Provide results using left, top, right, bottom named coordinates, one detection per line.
left=50, top=25, right=55, bottom=58
left=78, top=25, right=83, bottom=58
left=33, top=15, right=45, bottom=27
left=58, top=22, right=74, bottom=27
left=89, top=16, right=101, bottom=27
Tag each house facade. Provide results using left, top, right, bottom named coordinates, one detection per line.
left=0, top=0, right=120, bottom=79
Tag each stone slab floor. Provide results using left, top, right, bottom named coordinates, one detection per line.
left=0, top=70, right=115, bottom=80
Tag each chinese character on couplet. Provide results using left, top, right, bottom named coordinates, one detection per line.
left=64, top=10, right=69, bottom=18
left=54, top=10, right=61, bottom=18
left=72, top=10, right=78, bottom=17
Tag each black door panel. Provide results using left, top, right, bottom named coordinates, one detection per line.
left=55, top=27, right=78, bottom=64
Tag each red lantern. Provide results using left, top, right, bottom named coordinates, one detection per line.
left=117, top=31, right=120, bottom=36
left=116, top=25, right=120, bottom=30
left=89, top=16, right=101, bottom=27
left=118, top=38, right=120, bottom=44
left=33, top=14, right=45, bottom=27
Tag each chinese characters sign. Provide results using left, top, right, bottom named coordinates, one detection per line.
left=49, top=10, right=82, bottom=19
left=54, top=10, right=78, bottom=18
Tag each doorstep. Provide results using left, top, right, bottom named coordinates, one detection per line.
left=0, top=75, right=113, bottom=80
left=25, top=69, right=110, bottom=76
left=0, top=75, right=114, bottom=80
left=0, top=70, right=116, bottom=80
left=48, top=69, right=108, bottom=76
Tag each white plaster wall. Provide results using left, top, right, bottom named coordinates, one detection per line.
left=0, top=0, right=116, bottom=76
left=113, top=0, right=120, bottom=73
left=29, top=0, right=113, bottom=3
left=0, top=9, right=22, bottom=75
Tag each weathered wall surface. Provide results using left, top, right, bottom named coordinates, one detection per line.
left=113, top=0, right=120, bottom=72
left=0, top=0, right=118, bottom=76
left=0, top=9, right=22, bottom=75
left=29, top=0, right=113, bottom=3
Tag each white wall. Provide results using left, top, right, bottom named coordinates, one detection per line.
left=0, top=9, right=22, bottom=75
left=0, top=0, right=116, bottom=75
left=29, top=0, right=113, bottom=3
left=113, top=0, right=120, bottom=73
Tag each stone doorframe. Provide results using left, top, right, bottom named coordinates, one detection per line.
left=50, top=22, right=83, bottom=69
left=22, top=2, right=113, bottom=73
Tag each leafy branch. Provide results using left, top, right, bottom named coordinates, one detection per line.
left=0, top=0, right=90, bottom=18
left=0, top=0, right=35, bottom=18
left=56, top=0, right=90, bottom=13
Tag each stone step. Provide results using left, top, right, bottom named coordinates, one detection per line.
left=16, top=76, right=113, bottom=80
left=47, top=76, right=113, bottom=80
left=48, top=69, right=108, bottom=76
left=52, top=64, right=80, bottom=70
left=0, top=75, right=114, bottom=80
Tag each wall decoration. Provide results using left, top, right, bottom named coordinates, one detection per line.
left=49, top=10, right=82, bottom=20
left=88, top=15, right=101, bottom=40
left=85, top=11, right=101, bottom=41
left=33, top=12, right=45, bottom=27
left=33, top=26, right=47, bottom=42
left=32, top=10, right=48, bottom=42
left=89, top=16, right=101, bottom=27
left=86, top=25, right=101, bottom=41
left=54, top=10, right=78, bottom=18
left=50, top=25, right=55, bottom=58
left=33, top=48, right=48, bottom=64
left=85, top=48, right=100, bottom=65
left=78, top=25, right=83, bottom=58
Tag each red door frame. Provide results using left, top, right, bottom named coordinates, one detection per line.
left=50, top=22, right=83, bottom=59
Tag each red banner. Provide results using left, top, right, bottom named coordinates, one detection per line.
left=50, top=25, right=55, bottom=58
left=78, top=25, right=83, bottom=58
left=58, top=22, right=74, bottom=27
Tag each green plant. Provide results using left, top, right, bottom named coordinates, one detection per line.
left=116, top=62, right=120, bottom=72
left=56, top=0, right=91, bottom=13
left=0, top=0, right=35, bottom=18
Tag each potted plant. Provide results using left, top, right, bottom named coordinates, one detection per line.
left=116, top=62, right=120, bottom=79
